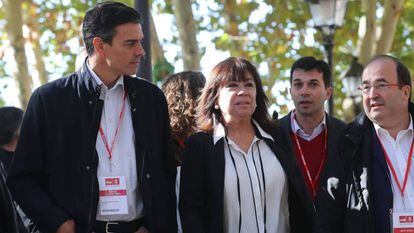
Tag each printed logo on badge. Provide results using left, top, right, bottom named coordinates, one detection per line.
left=400, top=215, right=414, bottom=224
left=105, top=177, right=120, bottom=185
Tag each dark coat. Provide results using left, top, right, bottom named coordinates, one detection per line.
left=314, top=103, right=414, bottom=233
left=279, top=111, right=347, bottom=214
left=179, top=124, right=314, bottom=233
left=7, top=63, right=177, bottom=233
left=0, top=161, right=19, bottom=233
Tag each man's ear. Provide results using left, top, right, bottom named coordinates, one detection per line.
left=402, top=85, right=411, bottom=102
left=92, top=37, right=105, bottom=55
left=325, top=86, right=333, bottom=100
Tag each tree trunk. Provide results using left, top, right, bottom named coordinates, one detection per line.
left=358, top=0, right=377, bottom=64
left=375, top=0, right=405, bottom=54
left=26, top=0, right=48, bottom=84
left=171, top=0, right=201, bottom=71
left=150, top=12, right=165, bottom=66
left=4, top=0, right=32, bottom=108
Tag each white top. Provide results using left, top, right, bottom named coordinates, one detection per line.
left=374, top=115, right=414, bottom=211
left=214, top=121, right=289, bottom=233
left=291, top=111, right=326, bottom=141
left=87, top=61, right=144, bottom=221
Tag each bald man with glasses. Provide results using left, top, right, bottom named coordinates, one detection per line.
left=315, top=54, right=414, bottom=233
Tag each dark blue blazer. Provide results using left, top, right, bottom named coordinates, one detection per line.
left=7, top=62, right=177, bottom=233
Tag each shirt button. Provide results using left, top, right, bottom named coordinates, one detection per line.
left=85, top=166, right=90, bottom=171
left=146, top=174, right=150, bottom=179
left=132, top=108, right=136, bottom=112
left=89, top=100, right=93, bottom=105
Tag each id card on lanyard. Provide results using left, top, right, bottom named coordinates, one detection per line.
left=392, top=211, right=414, bottom=233
left=98, top=176, right=129, bottom=215
left=376, top=133, right=414, bottom=232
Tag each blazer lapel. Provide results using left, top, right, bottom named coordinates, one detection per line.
left=125, top=79, right=148, bottom=150
left=211, top=138, right=225, bottom=231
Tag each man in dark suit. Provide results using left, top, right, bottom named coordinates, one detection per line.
left=7, top=2, right=176, bottom=233
left=315, top=55, right=414, bottom=233
left=279, top=56, right=346, bottom=225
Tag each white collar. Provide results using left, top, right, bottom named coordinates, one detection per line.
left=213, top=120, right=274, bottom=145
left=86, top=59, right=124, bottom=90
left=291, top=110, right=326, bottom=136
left=374, top=115, right=413, bottom=139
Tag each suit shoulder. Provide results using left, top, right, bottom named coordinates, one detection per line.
left=328, top=115, right=347, bottom=129
left=186, top=132, right=212, bottom=144
left=278, top=112, right=292, bottom=132
left=32, top=73, right=78, bottom=97
left=128, top=76, right=160, bottom=90
left=126, top=76, right=165, bottom=98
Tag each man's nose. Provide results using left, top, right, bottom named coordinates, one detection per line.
left=299, top=84, right=310, bottom=96
left=367, top=86, right=379, bottom=98
left=135, top=44, right=145, bottom=57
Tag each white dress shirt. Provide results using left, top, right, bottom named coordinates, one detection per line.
left=374, top=115, right=414, bottom=211
left=214, top=121, right=289, bottom=233
left=291, top=111, right=326, bottom=141
left=87, top=61, right=144, bottom=221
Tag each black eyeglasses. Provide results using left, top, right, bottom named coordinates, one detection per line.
left=357, top=82, right=403, bottom=95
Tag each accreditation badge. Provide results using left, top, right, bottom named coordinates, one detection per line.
left=98, top=176, right=128, bottom=215
left=392, top=211, right=414, bottom=233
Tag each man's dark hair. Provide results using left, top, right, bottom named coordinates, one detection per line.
left=365, top=54, right=411, bottom=88
left=290, top=56, right=331, bottom=87
left=0, top=107, right=23, bottom=146
left=82, top=1, right=142, bottom=56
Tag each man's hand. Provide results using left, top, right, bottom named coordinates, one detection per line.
left=135, top=226, right=150, bottom=233
left=56, top=220, right=75, bottom=233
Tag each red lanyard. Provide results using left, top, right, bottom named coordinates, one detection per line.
left=99, top=91, right=127, bottom=160
left=293, top=128, right=327, bottom=199
left=377, top=134, right=414, bottom=198
left=291, top=112, right=327, bottom=199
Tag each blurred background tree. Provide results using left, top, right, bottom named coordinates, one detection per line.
left=0, top=0, right=413, bottom=120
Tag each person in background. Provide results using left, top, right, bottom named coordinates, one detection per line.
left=278, top=56, right=346, bottom=227
left=162, top=71, right=206, bottom=165
left=0, top=106, right=24, bottom=173
left=7, top=2, right=176, bottom=233
left=162, top=70, right=206, bottom=233
left=179, top=57, right=313, bottom=233
left=315, top=55, right=413, bottom=233
left=0, top=106, right=25, bottom=233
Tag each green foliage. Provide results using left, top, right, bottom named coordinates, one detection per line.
left=1, top=0, right=413, bottom=115
left=153, top=58, right=175, bottom=83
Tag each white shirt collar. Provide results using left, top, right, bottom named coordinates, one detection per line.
left=374, top=115, right=413, bottom=140
left=213, top=120, right=274, bottom=145
left=86, top=59, right=124, bottom=90
left=291, top=110, right=326, bottom=140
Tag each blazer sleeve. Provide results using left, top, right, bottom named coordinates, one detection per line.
left=314, top=134, right=348, bottom=233
left=7, top=89, right=71, bottom=233
left=179, top=134, right=208, bottom=233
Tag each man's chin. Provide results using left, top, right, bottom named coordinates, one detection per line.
left=125, top=69, right=138, bottom=76
left=367, top=111, right=384, bottom=124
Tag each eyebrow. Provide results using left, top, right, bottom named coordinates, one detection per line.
left=123, top=39, right=142, bottom=44
left=292, top=78, right=320, bottom=82
left=362, top=78, right=388, bottom=84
